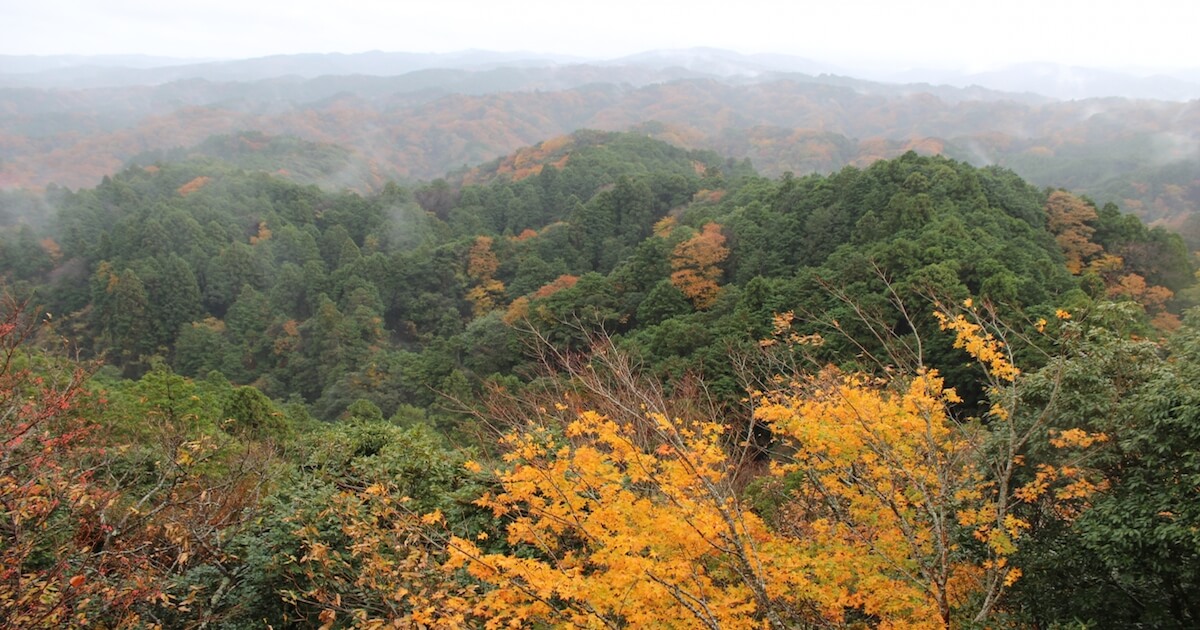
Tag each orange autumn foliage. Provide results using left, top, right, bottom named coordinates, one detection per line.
left=502, top=296, right=530, bottom=325
left=670, top=222, right=728, bottom=309
left=533, top=274, right=578, bottom=299
left=249, top=220, right=272, bottom=245
left=176, top=175, right=212, bottom=197
left=466, top=236, right=499, bottom=282
left=466, top=236, right=505, bottom=316
left=512, top=228, right=539, bottom=242
left=1044, top=191, right=1102, bottom=274
left=39, top=237, right=62, bottom=263
left=1107, top=273, right=1173, bottom=313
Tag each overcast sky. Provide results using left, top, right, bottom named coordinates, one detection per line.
left=3, top=0, right=1198, bottom=71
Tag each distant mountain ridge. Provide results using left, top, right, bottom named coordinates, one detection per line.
left=601, top=47, right=843, bottom=78
left=890, top=62, right=1200, bottom=101
left=4, top=48, right=1199, bottom=100
left=0, top=54, right=216, bottom=73
left=0, top=50, right=586, bottom=88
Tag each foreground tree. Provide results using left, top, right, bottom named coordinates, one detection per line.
left=445, top=295, right=1117, bottom=629
left=446, top=353, right=813, bottom=629
left=1006, top=303, right=1200, bottom=627
left=0, top=294, right=279, bottom=628
left=0, top=296, right=155, bottom=627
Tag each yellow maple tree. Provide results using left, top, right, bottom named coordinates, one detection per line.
left=754, top=367, right=983, bottom=627
left=443, top=310, right=1014, bottom=628
left=446, top=408, right=823, bottom=629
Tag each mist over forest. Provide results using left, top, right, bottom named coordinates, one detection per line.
left=2, top=43, right=1199, bottom=628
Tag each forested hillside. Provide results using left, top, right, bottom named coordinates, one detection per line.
left=6, top=132, right=1187, bottom=419
left=3, top=130, right=1198, bottom=627
left=2, top=69, right=1198, bottom=230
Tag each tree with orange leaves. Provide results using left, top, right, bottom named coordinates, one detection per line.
left=0, top=295, right=167, bottom=627
left=466, top=235, right=506, bottom=316
left=0, top=292, right=277, bottom=628
left=670, top=222, right=728, bottom=309
left=1044, top=190, right=1102, bottom=274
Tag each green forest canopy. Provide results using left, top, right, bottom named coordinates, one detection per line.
left=1, top=131, right=1198, bottom=627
